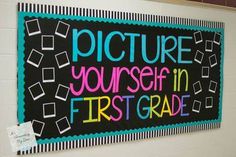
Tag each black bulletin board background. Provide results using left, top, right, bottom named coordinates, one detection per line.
left=23, top=16, right=221, bottom=140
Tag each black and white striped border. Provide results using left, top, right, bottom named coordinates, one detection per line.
left=18, top=3, right=224, bottom=28
left=17, top=122, right=221, bottom=155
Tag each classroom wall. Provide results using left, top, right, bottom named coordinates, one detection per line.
left=0, top=0, right=236, bottom=157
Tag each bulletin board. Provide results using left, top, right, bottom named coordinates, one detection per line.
left=17, top=3, right=224, bottom=154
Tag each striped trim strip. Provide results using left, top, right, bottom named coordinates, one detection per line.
left=18, top=3, right=224, bottom=28
left=17, top=122, right=221, bottom=155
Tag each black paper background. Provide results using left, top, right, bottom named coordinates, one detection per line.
left=23, top=17, right=221, bottom=139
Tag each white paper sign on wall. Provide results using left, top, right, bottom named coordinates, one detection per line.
left=7, top=121, right=37, bottom=152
